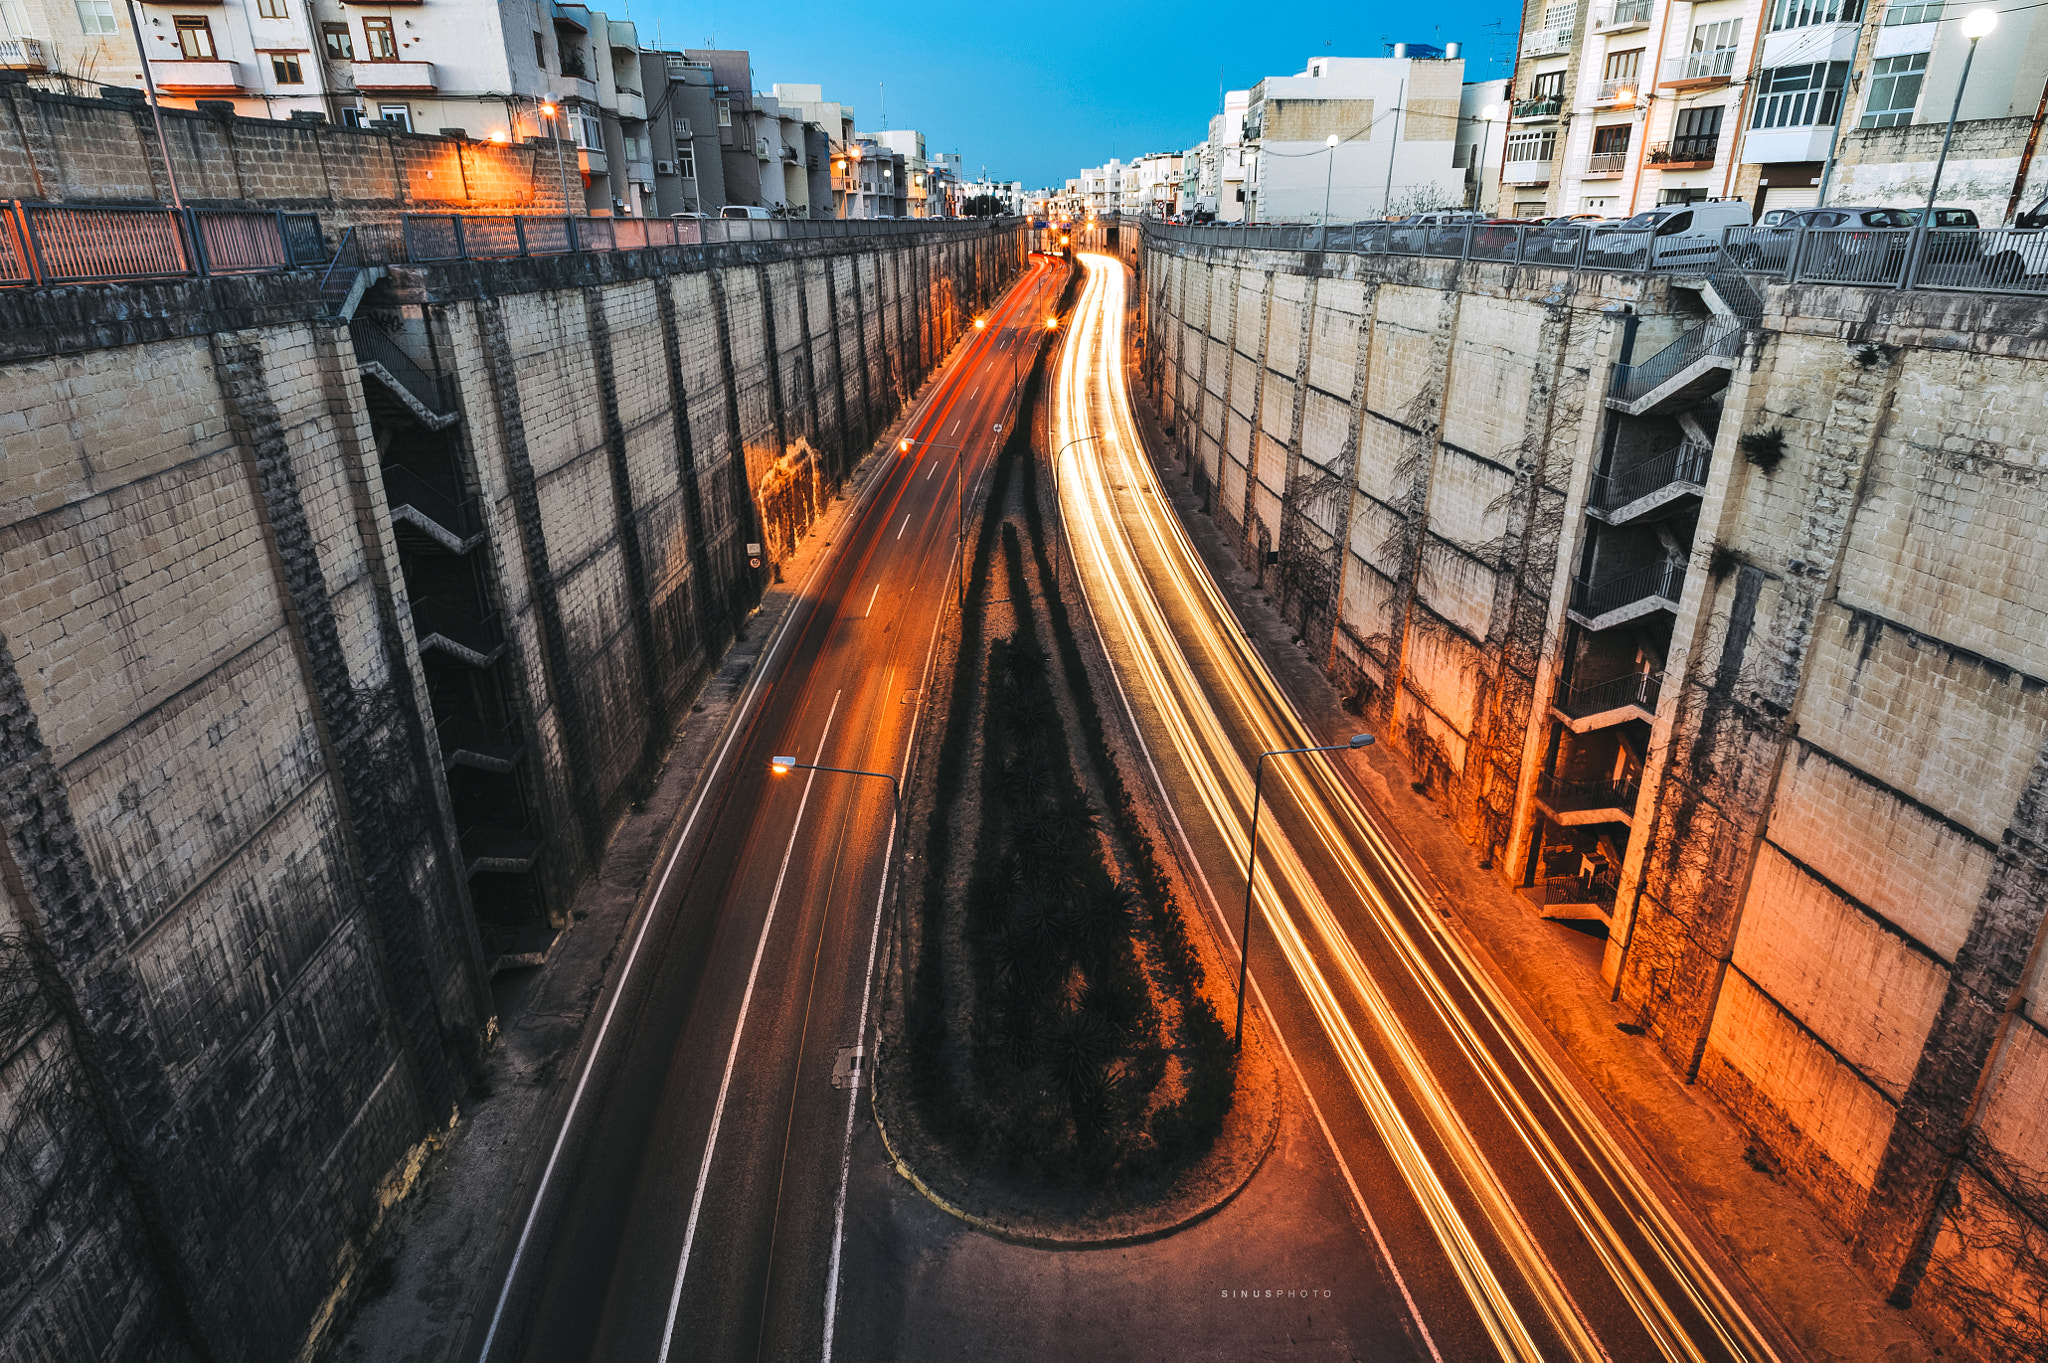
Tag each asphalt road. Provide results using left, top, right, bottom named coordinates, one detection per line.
left=469, top=254, right=1067, bottom=1363
left=1045, top=252, right=1799, bottom=1363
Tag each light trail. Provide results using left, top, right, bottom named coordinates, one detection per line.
left=1050, top=254, right=1783, bottom=1363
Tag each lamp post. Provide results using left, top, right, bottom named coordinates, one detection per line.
left=1927, top=7, right=1998, bottom=219
left=768, top=757, right=901, bottom=858
left=897, top=435, right=972, bottom=606
left=1235, top=733, right=1375, bottom=1050
left=1047, top=430, right=1104, bottom=590
left=540, top=100, right=575, bottom=220
left=1320, top=133, right=1339, bottom=245
left=1473, top=104, right=1502, bottom=213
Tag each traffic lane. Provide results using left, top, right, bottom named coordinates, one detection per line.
left=497, top=271, right=1055, bottom=1362
left=1074, top=261, right=1767, bottom=1360
left=602, top=271, right=1066, bottom=1359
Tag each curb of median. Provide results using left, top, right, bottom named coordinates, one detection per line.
left=868, top=1023, right=1283, bottom=1251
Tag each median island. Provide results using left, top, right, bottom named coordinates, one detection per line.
left=873, top=347, right=1279, bottom=1244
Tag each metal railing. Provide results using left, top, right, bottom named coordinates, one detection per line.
left=1572, top=558, right=1687, bottom=619
left=1513, top=96, right=1563, bottom=119
left=386, top=210, right=1021, bottom=265
left=1612, top=315, right=1745, bottom=401
left=1537, top=871, right=1620, bottom=907
left=350, top=318, right=454, bottom=415
left=1558, top=669, right=1663, bottom=718
left=382, top=464, right=479, bottom=539
left=1595, top=0, right=1653, bottom=25
left=1536, top=771, right=1643, bottom=814
left=1591, top=439, right=1712, bottom=511
left=1595, top=78, right=1642, bottom=103
left=411, top=599, right=504, bottom=662
left=1586, top=151, right=1629, bottom=175
left=0, top=200, right=320, bottom=287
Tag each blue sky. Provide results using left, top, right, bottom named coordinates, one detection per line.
left=632, top=0, right=1520, bottom=189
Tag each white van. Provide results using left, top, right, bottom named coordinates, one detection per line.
left=1587, top=202, right=1752, bottom=269
left=720, top=205, right=774, bottom=220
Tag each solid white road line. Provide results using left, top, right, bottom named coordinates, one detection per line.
left=656, top=689, right=844, bottom=1363
left=865, top=581, right=881, bottom=618
left=897, top=512, right=911, bottom=540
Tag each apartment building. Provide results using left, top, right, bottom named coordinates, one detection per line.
left=869, top=129, right=938, bottom=216
left=1124, top=151, right=1182, bottom=214
left=1242, top=52, right=1467, bottom=222
left=0, top=0, right=140, bottom=94
left=773, top=83, right=854, bottom=216
left=1213, top=88, right=1251, bottom=220
left=842, top=136, right=905, bottom=217
left=643, top=53, right=728, bottom=216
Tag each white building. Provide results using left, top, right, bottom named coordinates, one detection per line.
left=1459, top=78, right=1512, bottom=212
left=1242, top=52, right=1467, bottom=222
left=1124, top=151, right=1182, bottom=215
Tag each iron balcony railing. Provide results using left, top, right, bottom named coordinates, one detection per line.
left=1595, top=0, right=1654, bottom=25
left=1591, top=438, right=1713, bottom=511
left=1558, top=669, right=1663, bottom=718
left=1572, top=558, right=1687, bottom=619
left=1595, top=77, right=1642, bottom=103
left=1586, top=151, right=1629, bottom=175
left=1513, top=96, right=1563, bottom=119
left=1537, top=870, right=1620, bottom=908
left=1535, top=771, right=1644, bottom=814
left=1647, top=134, right=1720, bottom=164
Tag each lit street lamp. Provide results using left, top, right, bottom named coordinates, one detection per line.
left=1926, top=7, right=1999, bottom=220
left=898, top=434, right=978, bottom=607
left=1321, top=133, right=1340, bottom=241
left=769, top=756, right=902, bottom=861
left=1046, top=429, right=1104, bottom=591
left=1236, top=733, right=1376, bottom=1050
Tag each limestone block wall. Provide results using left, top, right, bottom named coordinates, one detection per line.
left=0, top=220, right=1026, bottom=1359
left=0, top=79, right=575, bottom=217
left=1142, top=231, right=2048, bottom=1358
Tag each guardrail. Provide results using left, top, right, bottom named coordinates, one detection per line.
left=1558, top=669, right=1663, bottom=718
left=1535, top=772, right=1643, bottom=814
left=1142, top=217, right=2048, bottom=298
left=0, top=201, right=320, bottom=287
left=385, top=210, right=1022, bottom=265
left=1591, top=439, right=1712, bottom=510
left=1572, top=558, right=1687, bottom=619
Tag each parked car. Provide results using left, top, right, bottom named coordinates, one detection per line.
left=721, top=205, right=774, bottom=220
left=670, top=211, right=711, bottom=221
left=1389, top=210, right=1487, bottom=251
left=1584, top=201, right=1753, bottom=269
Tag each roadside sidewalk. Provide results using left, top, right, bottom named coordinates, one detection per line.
left=1123, top=388, right=1948, bottom=1363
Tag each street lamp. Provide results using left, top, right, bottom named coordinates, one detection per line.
left=539, top=100, right=574, bottom=218
left=1235, top=733, right=1375, bottom=1050
left=1047, top=431, right=1104, bottom=591
left=1321, top=133, right=1340, bottom=232
left=1473, top=104, right=1502, bottom=212
left=1926, top=7, right=1998, bottom=222
left=898, top=435, right=978, bottom=606
left=769, top=757, right=902, bottom=856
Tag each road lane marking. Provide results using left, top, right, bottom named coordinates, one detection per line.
left=926, top=460, right=938, bottom=480
left=657, top=689, right=844, bottom=1363
left=865, top=582, right=880, bottom=618
left=897, top=512, right=911, bottom=540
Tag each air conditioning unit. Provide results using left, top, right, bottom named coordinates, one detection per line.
left=656, top=159, right=675, bottom=174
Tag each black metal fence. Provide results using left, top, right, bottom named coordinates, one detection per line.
left=0, top=201, right=324, bottom=286
left=1143, top=216, right=2048, bottom=297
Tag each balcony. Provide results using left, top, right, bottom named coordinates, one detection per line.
left=1593, top=0, right=1653, bottom=30
left=578, top=146, right=607, bottom=175
left=147, top=59, right=244, bottom=94
left=1535, top=772, right=1642, bottom=825
left=1569, top=558, right=1686, bottom=630
left=1593, top=78, right=1641, bottom=105
left=1661, top=48, right=1740, bottom=88
left=1513, top=96, right=1563, bottom=120
left=548, top=72, right=597, bottom=104
left=1585, top=150, right=1629, bottom=177
left=1555, top=670, right=1663, bottom=732
left=1588, top=438, right=1711, bottom=524
left=1521, top=27, right=1574, bottom=57
left=351, top=60, right=434, bottom=90
left=613, top=87, right=645, bottom=120
left=1647, top=134, right=1720, bottom=168
left=1503, top=157, right=1555, bottom=184
left=0, top=36, right=50, bottom=70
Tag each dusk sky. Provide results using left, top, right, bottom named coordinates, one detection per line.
left=634, top=0, right=1521, bottom=189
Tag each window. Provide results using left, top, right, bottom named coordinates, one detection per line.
left=1861, top=52, right=1927, bottom=126
left=676, top=145, right=695, bottom=179
left=73, top=0, right=116, bottom=35
left=174, top=15, right=214, bottom=59
left=1750, top=61, right=1849, bottom=126
left=255, top=0, right=285, bottom=17
left=714, top=97, right=731, bottom=126
left=1604, top=48, right=1642, bottom=80
left=1592, top=123, right=1632, bottom=154
left=1675, top=104, right=1724, bottom=138
left=340, top=104, right=366, bottom=127
left=361, top=16, right=395, bottom=60
left=1767, top=0, right=1862, bottom=29
left=321, top=21, right=350, bottom=59
left=532, top=31, right=544, bottom=65
left=1684, top=19, right=1743, bottom=78
left=378, top=103, right=410, bottom=130
left=572, top=111, right=600, bottom=148
left=1883, top=1, right=1942, bottom=22
left=1530, top=69, right=1566, bottom=98
left=269, top=52, right=302, bottom=83
left=1505, top=129, right=1557, bottom=161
